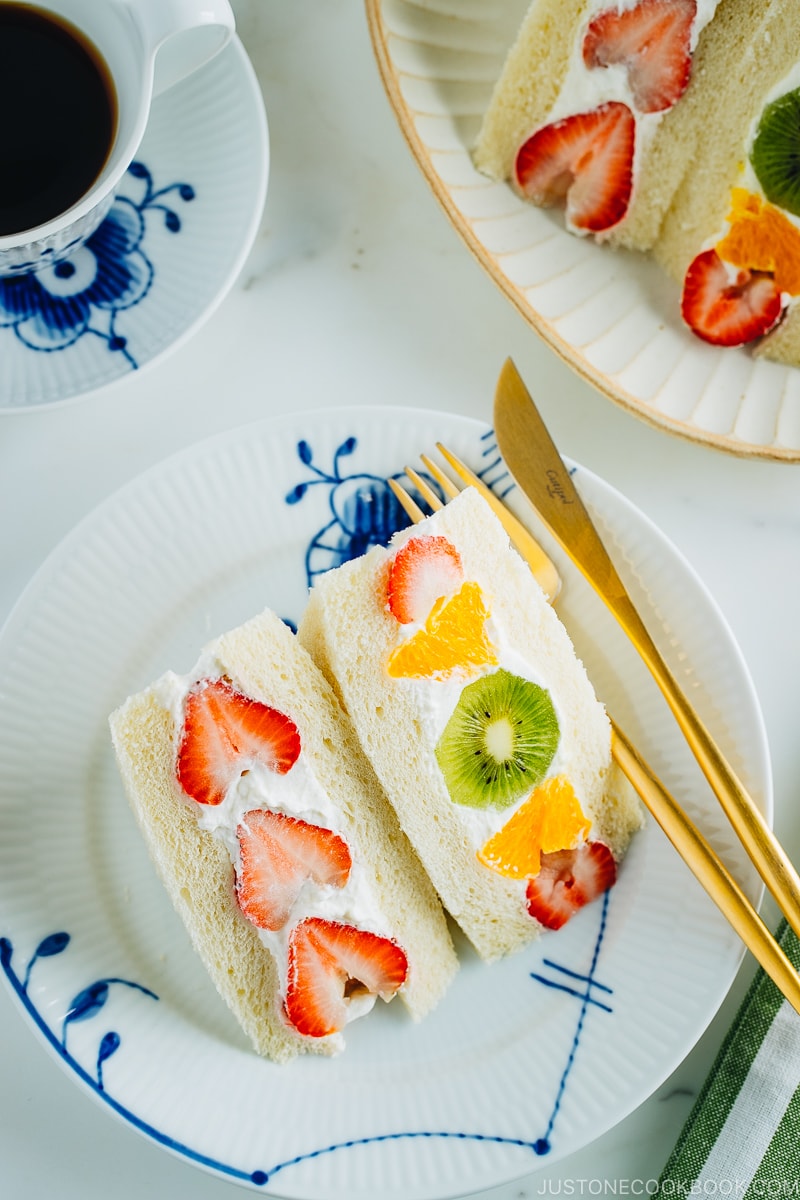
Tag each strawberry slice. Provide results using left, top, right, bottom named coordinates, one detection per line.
left=285, top=917, right=408, bottom=1038
left=582, top=0, right=696, bottom=115
left=681, top=248, right=783, bottom=347
left=387, top=534, right=463, bottom=624
left=525, top=842, right=617, bottom=931
left=515, top=102, right=635, bottom=234
left=177, top=678, right=301, bottom=806
left=235, top=811, right=352, bottom=931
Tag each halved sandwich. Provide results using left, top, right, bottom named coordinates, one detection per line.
left=298, top=489, right=643, bottom=963
left=110, top=608, right=458, bottom=1062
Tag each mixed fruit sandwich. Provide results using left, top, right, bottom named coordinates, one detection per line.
left=473, top=0, right=800, bottom=360
left=109, top=608, right=458, bottom=1063
left=298, top=488, right=643, bottom=964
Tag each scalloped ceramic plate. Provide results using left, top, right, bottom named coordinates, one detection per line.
left=0, top=408, right=770, bottom=1198
left=0, top=36, right=267, bottom=410
left=365, top=0, right=800, bottom=461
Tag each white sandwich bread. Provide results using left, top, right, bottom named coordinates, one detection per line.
left=109, top=608, right=458, bottom=1063
left=298, top=488, right=643, bottom=964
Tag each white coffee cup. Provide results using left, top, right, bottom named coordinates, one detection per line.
left=0, top=0, right=235, bottom=276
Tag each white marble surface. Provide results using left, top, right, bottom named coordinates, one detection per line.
left=1, top=2, right=799, bottom=1197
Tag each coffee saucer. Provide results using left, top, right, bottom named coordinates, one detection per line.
left=0, top=36, right=268, bottom=411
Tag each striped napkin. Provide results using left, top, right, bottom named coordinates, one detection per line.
left=658, top=921, right=800, bottom=1195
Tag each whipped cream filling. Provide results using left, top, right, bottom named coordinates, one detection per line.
left=542, top=0, right=721, bottom=233
left=156, top=656, right=395, bottom=1044
left=390, top=608, right=600, bottom=851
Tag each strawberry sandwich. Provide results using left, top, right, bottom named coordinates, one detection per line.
left=298, top=489, right=643, bottom=964
left=110, top=608, right=458, bottom=1062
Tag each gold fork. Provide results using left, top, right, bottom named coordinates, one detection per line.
left=388, top=460, right=800, bottom=1014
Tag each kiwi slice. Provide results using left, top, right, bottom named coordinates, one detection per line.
left=751, top=88, right=800, bottom=217
left=435, top=668, right=559, bottom=811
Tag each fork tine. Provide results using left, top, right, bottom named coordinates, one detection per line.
left=420, top=455, right=460, bottom=501
left=404, top=467, right=444, bottom=512
left=388, top=477, right=426, bottom=523
left=435, top=443, right=484, bottom=490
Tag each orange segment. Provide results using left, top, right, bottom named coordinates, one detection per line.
left=386, top=580, right=498, bottom=679
left=716, top=189, right=800, bottom=296
left=477, top=775, right=592, bottom=879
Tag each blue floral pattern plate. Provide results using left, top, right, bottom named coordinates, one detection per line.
left=0, top=408, right=770, bottom=1198
left=0, top=37, right=267, bottom=410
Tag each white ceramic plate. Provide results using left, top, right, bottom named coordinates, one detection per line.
left=0, top=407, right=770, bottom=1199
left=0, top=36, right=267, bottom=410
left=365, top=0, right=800, bottom=462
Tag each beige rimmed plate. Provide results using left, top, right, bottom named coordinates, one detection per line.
left=366, top=0, right=800, bottom=461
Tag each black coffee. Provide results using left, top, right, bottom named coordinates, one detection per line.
left=0, top=4, right=117, bottom=236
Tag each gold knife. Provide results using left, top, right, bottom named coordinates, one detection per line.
left=493, top=356, right=800, bottom=940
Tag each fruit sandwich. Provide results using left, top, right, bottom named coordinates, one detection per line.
left=109, top=608, right=458, bottom=1063
left=474, top=0, right=800, bottom=361
left=298, top=488, right=643, bottom=964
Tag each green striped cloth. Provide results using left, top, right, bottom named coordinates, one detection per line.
left=659, top=921, right=800, bottom=1195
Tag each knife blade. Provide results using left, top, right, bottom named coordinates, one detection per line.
left=492, top=357, right=630, bottom=606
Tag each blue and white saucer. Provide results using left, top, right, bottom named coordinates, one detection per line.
left=0, top=36, right=268, bottom=411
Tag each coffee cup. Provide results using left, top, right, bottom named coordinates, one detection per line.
left=0, top=0, right=235, bottom=276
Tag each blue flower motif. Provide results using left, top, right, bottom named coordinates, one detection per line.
left=1, top=932, right=158, bottom=1094
left=286, top=436, right=441, bottom=588
left=0, top=200, right=151, bottom=358
left=0, top=162, right=195, bottom=369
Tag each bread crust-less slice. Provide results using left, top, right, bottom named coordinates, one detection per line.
left=110, top=609, right=458, bottom=1063
left=298, top=489, right=643, bottom=963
